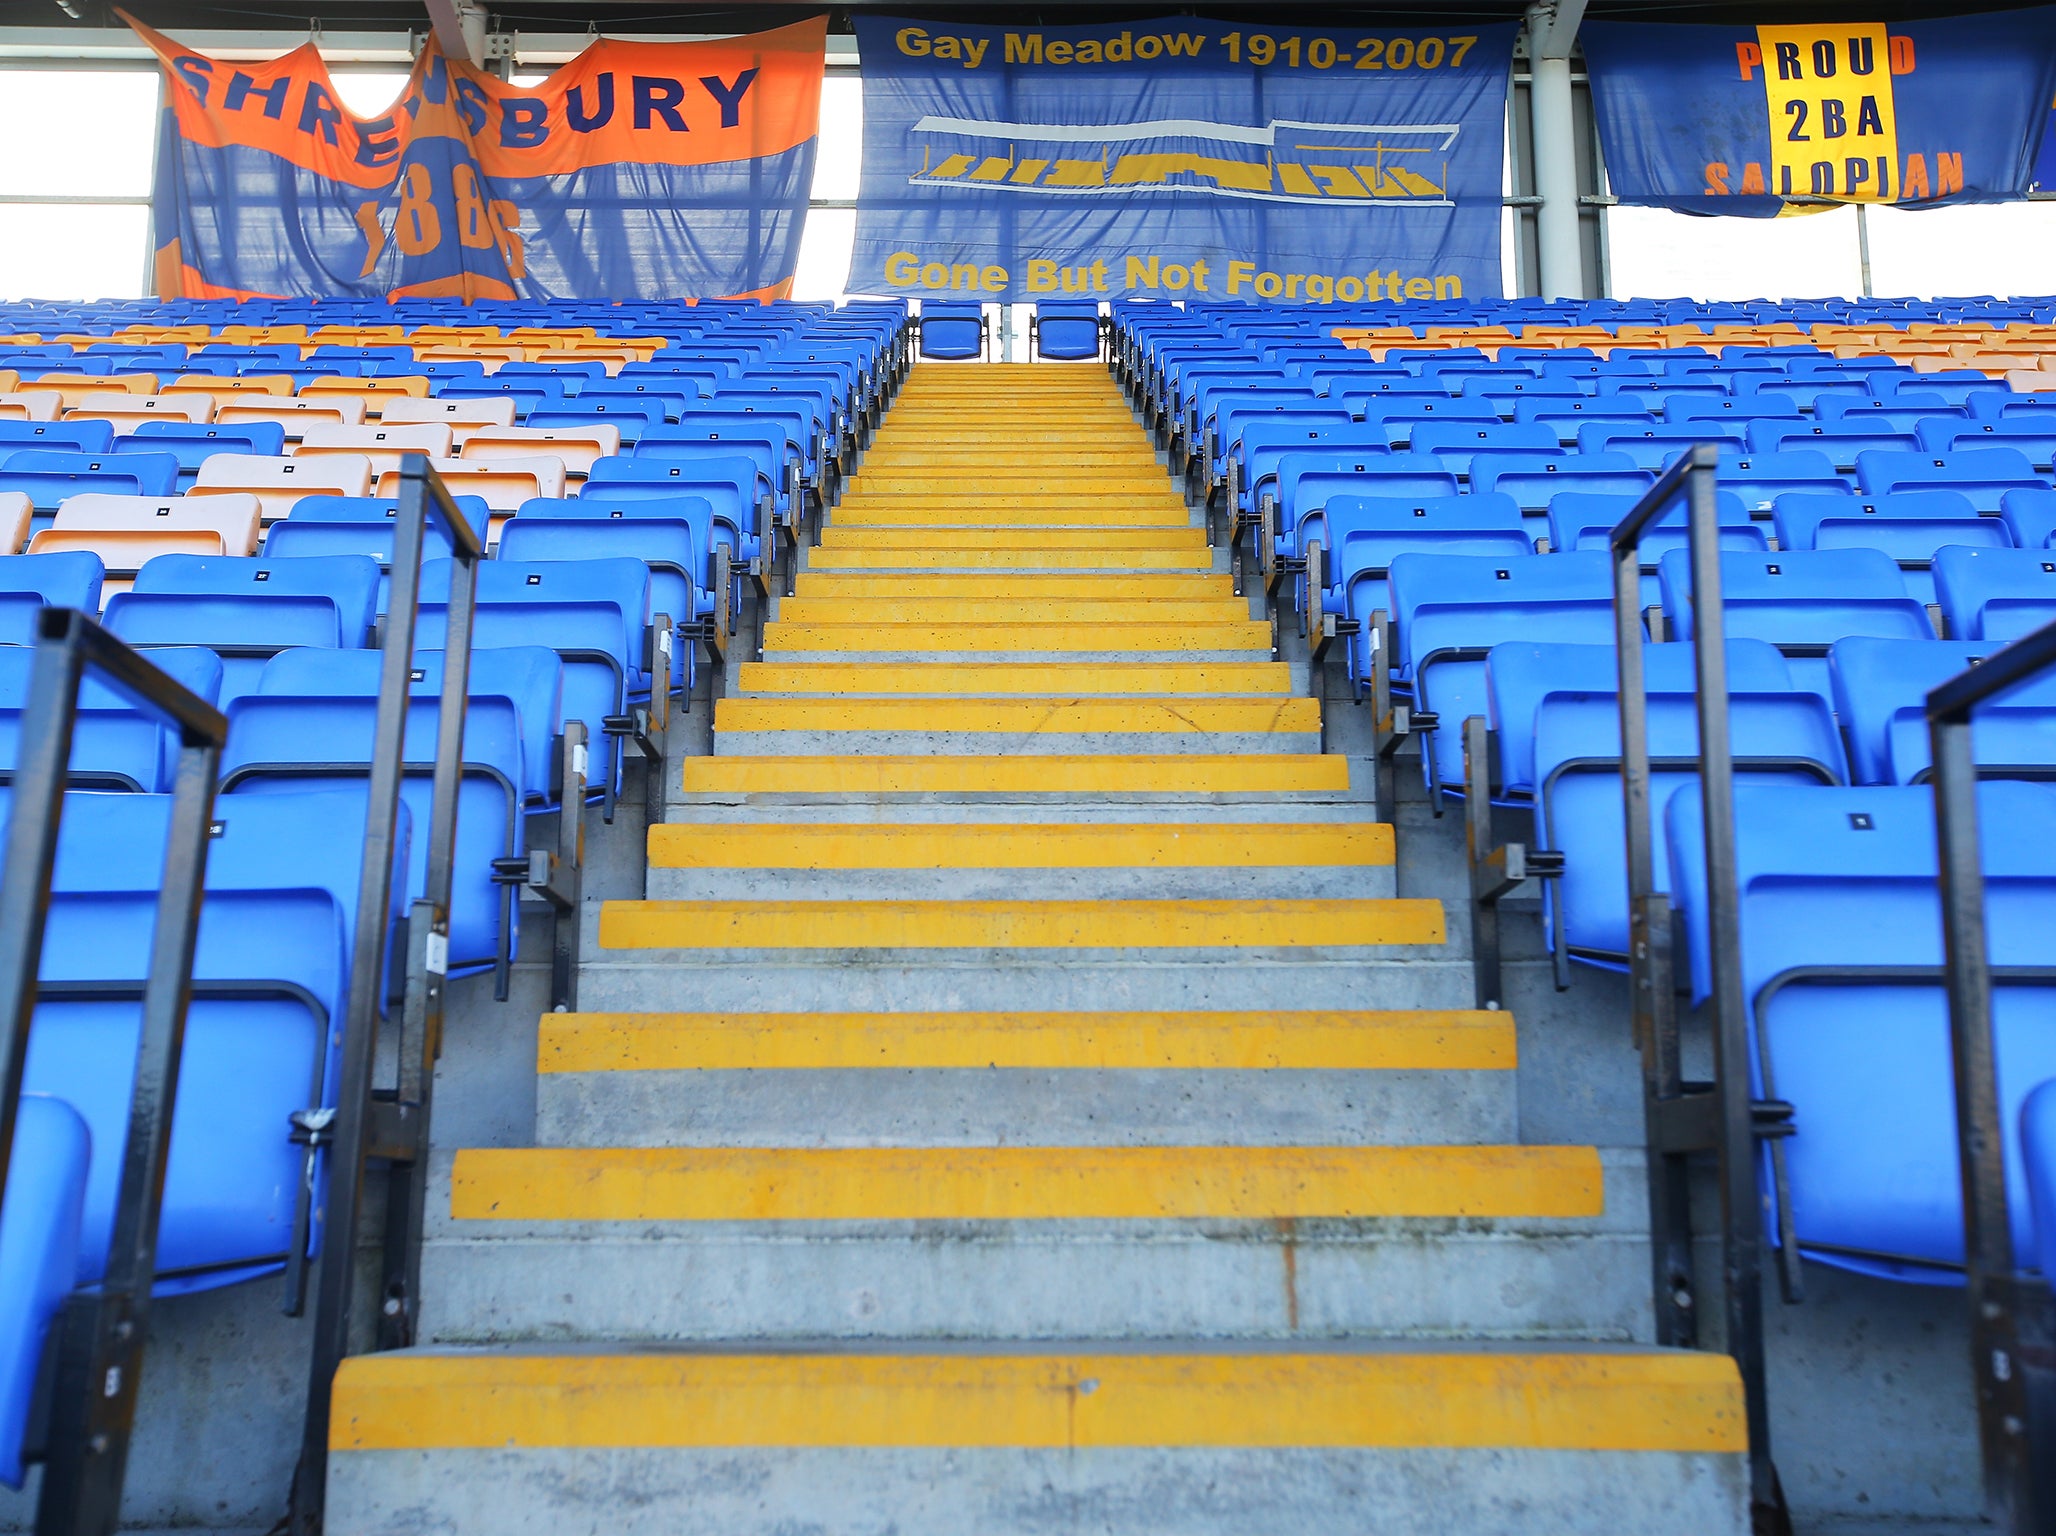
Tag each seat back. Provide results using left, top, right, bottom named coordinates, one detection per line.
left=1829, top=635, right=2056, bottom=785
left=1933, top=545, right=2056, bottom=641
left=0, top=449, right=181, bottom=507
left=1666, top=779, right=2056, bottom=1278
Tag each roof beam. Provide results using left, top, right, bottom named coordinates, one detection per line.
left=422, top=0, right=482, bottom=64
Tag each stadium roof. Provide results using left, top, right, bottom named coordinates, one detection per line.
left=5, top=0, right=2052, bottom=50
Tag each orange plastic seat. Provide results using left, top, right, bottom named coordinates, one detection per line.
left=293, top=423, right=453, bottom=477
left=70, top=391, right=215, bottom=426
left=214, top=395, right=367, bottom=435
left=163, top=374, right=297, bottom=401
left=19, top=374, right=159, bottom=410
left=50, top=491, right=262, bottom=556
left=380, top=396, right=519, bottom=429
left=0, top=491, right=30, bottom=554
left=0, top=392, right=64, bottom=422
left=191, top=451, right=372, bottom=522
left=454, top=424, right=618, bottom=478
left=377, top=454, right=565, bottom=511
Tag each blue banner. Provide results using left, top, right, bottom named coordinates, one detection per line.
left=848, top=16, right=1517, bottom=305
left=134, top=12, right=827, bottom=301
left=1582, top=8, right=2056, bottom=216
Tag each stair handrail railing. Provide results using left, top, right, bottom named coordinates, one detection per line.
left=1608, top=442, right=1790, bottom=1535
left=1925, top=616, right=2056, bottom=1534
left=0, top=606, right=228, bottom=1536
left=289, top=454, right=484, bottom=1535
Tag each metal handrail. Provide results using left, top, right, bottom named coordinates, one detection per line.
left=290, top=456, right=483, bottom=1535
left=1608, top=443, right=1789, bottom=1534
left=1925, top=616, right=2056, bottom=1534
left=0, top=606, right=228, bottom=1535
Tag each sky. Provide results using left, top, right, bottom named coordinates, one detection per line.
left=0, top=64, right=2051, bottom=305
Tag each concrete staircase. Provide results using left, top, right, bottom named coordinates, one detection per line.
left=326, top=362, right=1748, bottom=1534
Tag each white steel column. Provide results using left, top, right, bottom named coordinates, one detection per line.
left=1526, top=0, right=1588, bottom=301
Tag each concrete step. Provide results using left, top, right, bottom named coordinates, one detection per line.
left=791, top=572, right=1232, bottom=598
left=829, top=502, right=1189, bottom=526
left=676, top=754, right=1353, bottom=800
left=647, top=820, right=1389, bottom=869
left=327, top=1345, right=1746, bottom=1536
left=415, top=1152, right=1657, bottom=1344
left=804, top=548, right=1216, bottom=571
left=709, top=695, right=1324, bottom=755
left=777, top=597, right=1248, bottom=623
left=759, top=622, right=1273, bottom=656
left=573, top=952, right=1468, bottom=1015
left=446, top=1142, right=1598, bottom=1223
left=834, top=487, right=1192, bottom=503
left=596, top=895, right=1443, bottom=954
left=534, top=1006, right=1510, bottom=1148
left=731, top=662, right=1294, bottom=696
left=640, top=819, right=1390, bottom=899
left=821, top=528, right=1206, bottom=550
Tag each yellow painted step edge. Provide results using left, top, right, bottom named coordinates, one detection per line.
left=333, top=1348, right=1735, bottom=1464
left=647, top=821, right=1391, bottom=870
left=331, top=1346, right=1744, bottom=1453
left=678, top=754, right=1352, bottom=794
left=598, top=896, right=1444, bottom=950
left=760, top=623, right=1274, bottom=653
left=712, top=698, right=1323, bottom=733
left=448, top=1143, right=1598, bottom=1222
left=538, top=1008, right=1511, bottom=1072
left=733, top=663, right=1292, bottom=696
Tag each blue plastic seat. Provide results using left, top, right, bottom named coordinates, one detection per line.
left=582, top=458, right=761, bottom=563
left=2023, top=1079, right=2056, bottom=1279
left=1385, top=550, right=1618, bottom=795
left=1999, top=487, right=2056, bottom=549
left=1666, top=779, right=2056, bottom=1281
left=117, top=420, right=288, bottom=488
left=1855, top=447, right=2046, bottom=513
left=0, top=1094, right=89, bottom=1488
left=1489, top=638, right=1843, bottom=972
left=0, top=550, right=104, bottom=644
left=102, top=554, right=383, bottom=704
left=0, top=420, right=115, bottom=456
left=1710, top=448, right=1846, bottom=513
left=499, top=510, right=706, bottom=688
left=918, top=303, right=985, bottom=360
left=13, top=787, right=410, bottom=1294
left=1578, top=423, right=1745, bottom=472
left=1917, top=417, right=2056, bottom=473
left=1326, top=492, right=1532, bottom=625
left=1543, top=489, right=1763, bottom=604
left=0, top=449, right=180, bottom=508
left=1829, top=635, right=2056, bottom=785
left=0, top=644, right=220, bottom=791
left=1408, top=422, right=1560, bottom=479
left=1818, top=396, right=1962, bottom=435
left=1746, top=420, right=1920, bottom=473
left=1772, top=489, right=2002, bottom=602
left=223, top=646, right=562, bottom=976
left=1032, top=302, right=1101, bottom=360
left=1474, top=452, right=1652, bottom=516
left=281, top=493, right=491, bottom=547
left=414, top=557, right=651, bottom=807
left=1227, top=415, right=1364, bottom=514
left=1933, top=545, right=2056, bottom=641
left=620, top=436, right=785, bottom=523
left=1658, top=546, right=1931, bottom=693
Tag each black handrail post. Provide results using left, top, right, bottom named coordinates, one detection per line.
left=1925, top=617, right=2056, bottom=1534
left=1608, top=445, right=1788, bottom=1533
left=290, top=455, right=483, bottom=1536
left=0, top=608, right=226, bottom=1536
